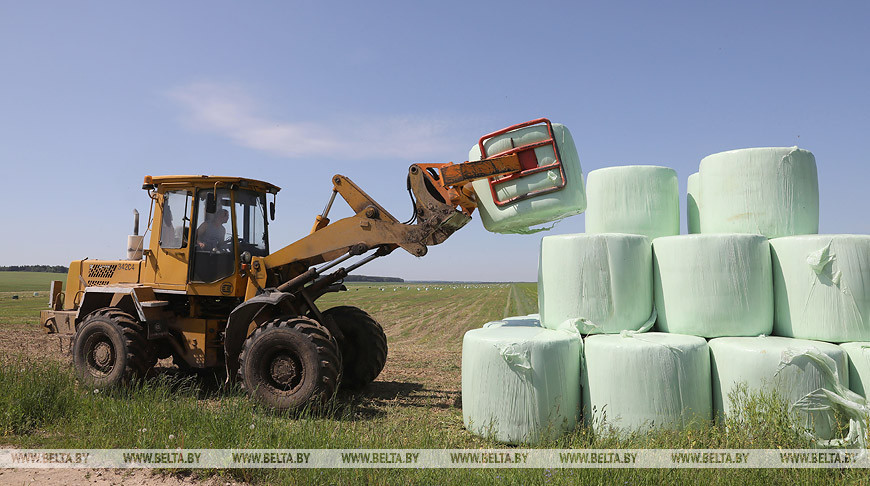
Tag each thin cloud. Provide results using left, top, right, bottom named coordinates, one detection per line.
left=169, top=82, right=469, bottom=160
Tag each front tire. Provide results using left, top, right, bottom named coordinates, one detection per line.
left=238, top=317, right=340, bottom=410
left=72, top=308, right=154, bottom=388
left=323, top=306, right=387, bottom=389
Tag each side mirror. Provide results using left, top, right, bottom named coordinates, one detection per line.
left=270, top=201, right=275, bottom=221
left=206, top=193, right=217, bottom=213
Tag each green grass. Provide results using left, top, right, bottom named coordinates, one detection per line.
left=0, top=360, right=866, bottom=485
left=0, top=290, right=53, bottom=327
left=0, top=271, right=65, bottom=293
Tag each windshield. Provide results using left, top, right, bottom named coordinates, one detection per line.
left=234, top=189, right=269, bottom=257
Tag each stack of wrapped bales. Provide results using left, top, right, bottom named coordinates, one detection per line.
left=462, top=137, right=870, bottom=444
left=462, top=121, right=587, bottom=444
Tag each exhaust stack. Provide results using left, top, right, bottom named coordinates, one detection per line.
left=127, top=209, right=144, bottom=260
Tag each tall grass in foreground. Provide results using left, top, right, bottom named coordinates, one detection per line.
left=0, top=357, right=867, bottom=485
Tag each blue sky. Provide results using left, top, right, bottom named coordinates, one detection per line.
left=1, top=1, right=868, bottom=281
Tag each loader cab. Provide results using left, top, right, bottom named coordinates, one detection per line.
left=145, top=176, right=280, bottom=295
left=190, top=187, right=269, bottom=283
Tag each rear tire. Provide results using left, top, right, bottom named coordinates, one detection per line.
left=323, top=306, right=387, bottom=389
left=72, top=308, right=155, bottom=388
left=238, top=317, right=340, bottom=410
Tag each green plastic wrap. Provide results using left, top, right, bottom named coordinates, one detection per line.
left=840, top=343, right=870, bottom=398
left=538, top=233, right=653, bottom=334
left=462, top=327, right=582, bottom=444
left=584, top=166, right=679, bottom=240
left=783, top=348, right=868, bottom=447
left=469, top=123, right=586, bottom=234
left=653, top=234, right=773, bottom=337
left=698, top=147, right=819, bottom=238
left=582, top=332, right=711, bottom=433
left=771, top=235, right=870, bottom=343
left=709, top=336, right=848, bottom=440
left=687, top=172, right=700, bottom=234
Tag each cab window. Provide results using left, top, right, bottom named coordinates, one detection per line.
left=160, top=190, right=191, bottom=249
left=234, top=189, right=269, bottom=257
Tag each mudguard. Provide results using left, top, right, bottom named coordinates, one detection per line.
left=224, top=290, right=296, bottom=382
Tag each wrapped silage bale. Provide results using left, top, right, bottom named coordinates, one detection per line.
left=687, top=172, right=700, bottom=234
left=582, top=332, right=711, bottom=432
left=469, top=122, right=586, bottom=234
left=699, top=147, right=819, bottom=238
left=653, top=234, right=773, bottom=337
left=538, top=233, right=653, bottom=334
left=771, top=235, right=870, bottom=343
left=840, top=343, right=870, bottom=398
left=709, top=337, right=848, bottom=440
left=462, top=327, right=581, bottom=444
left=584, top=166, right=680, bottom=240
left=482, top=314, right=541, bottom=329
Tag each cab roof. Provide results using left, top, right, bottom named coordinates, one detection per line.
left=146, top=175, right=281, bottom=193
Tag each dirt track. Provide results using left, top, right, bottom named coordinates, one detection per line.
left=0, top=469, right=244, bottom=486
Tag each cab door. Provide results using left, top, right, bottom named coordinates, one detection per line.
left=189, top=188, right=237, bottom=287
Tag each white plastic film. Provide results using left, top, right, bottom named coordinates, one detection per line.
left=783, top=348, right=868, bottom=448
left=482, top=314, right=541, bottom=329
left=462, top=327, right=581, bottom=444
left=709, top=336, right=848, bottom=440
left=698, top=147, right=819, bottom=238
left=469, top=123, right=586, bottom=234
left=687, top=172, right=700, bottom=234
left=584, top=166, right=679, bottom=240
left=840, top=343, right=870, bottom=398
left=653, top=234, right=773, bottom=337
left=538, top=233, right=653, bottom=334
left=582, top=332, right=711, bottom=433
left=771, top=235, right=870, bottom=343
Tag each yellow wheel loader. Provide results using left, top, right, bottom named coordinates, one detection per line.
left=40, top=119, right=563, bottom=410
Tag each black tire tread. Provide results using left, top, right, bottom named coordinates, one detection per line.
left=75, top=307, right=155, bottom=386
left=238, top=317, right=341, bottom=409
left=324, top=306, right=387, bottom=389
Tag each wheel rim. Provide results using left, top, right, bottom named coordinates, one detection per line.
left=84, top=333, right=116, bottom=377
left=264, top=349, right=304, bottom=392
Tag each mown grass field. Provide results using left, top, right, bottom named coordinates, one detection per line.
left=0, top=275, right=866, bottom=485
left=0, top=271, right=65, bottom=292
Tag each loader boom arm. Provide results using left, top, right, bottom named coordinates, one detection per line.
left=253, top=154, right=521, bottom=292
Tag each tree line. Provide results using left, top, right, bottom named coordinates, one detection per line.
left=344, top=275, right=404, bottom=283
left=0, top=265, right=69, bottom=273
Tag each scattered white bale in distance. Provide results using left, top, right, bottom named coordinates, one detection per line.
left=582, top=332, right=711, bottom=433
left=585, top=165, right=679, bottom=240
left=653, top=234, right=773, bottom=337
left=687, top=172, right=700, bottom=234
left=771, top=235, right=870, bottom=343
left=462, top=327, right=581, bottom=444
left=699, top=147, right=819, bottom=238
left=709, top=336, right=848, bottom=440
left=469, top=122, right=586, bottom=234
left=538, top=233, right=653, bottom=334
left=840, top=343, right=870, bottom=398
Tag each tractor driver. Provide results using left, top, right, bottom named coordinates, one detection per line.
left=196, top=208, right=229, bottom=251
